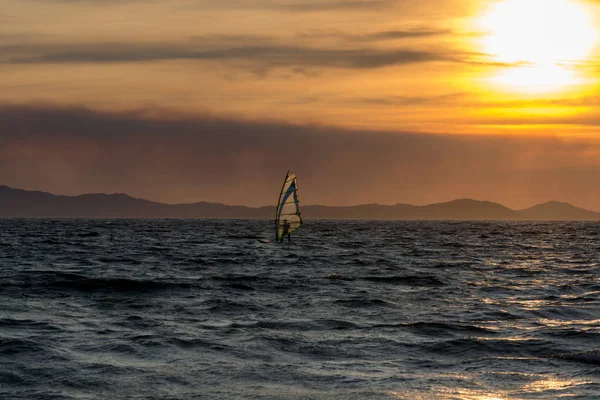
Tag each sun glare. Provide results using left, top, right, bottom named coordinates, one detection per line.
left=479, top=0, right=597, bottom=92
left=491, top=64, right=581, bottom=92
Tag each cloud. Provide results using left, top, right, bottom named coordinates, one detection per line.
left=360, top=29, right=452, bottom=40
left=25, top=0, right=155, bottom=3
left=277, top=0, right=397, bottom=11
left=2, top=31, right=513, bottom=74
left=3, top=40, right=453, bottom=70
left=29, top=0, right=398, bottom=11
left=472, top=113, right=600, bottom=127
left=182, top=0, right=399, bottom=12
left=2, top=103, right=600, bottom=210
left=359, top=92, right=469, bottom=105
left=299, top=28, right=453, bottom=42
left=41, top=0, right=397, bottom=9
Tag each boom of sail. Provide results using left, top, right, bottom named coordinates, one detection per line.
left=275, top=171, right=303, bottom=242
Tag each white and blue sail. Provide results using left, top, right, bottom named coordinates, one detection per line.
left=275, top=171, right=303, bottom=242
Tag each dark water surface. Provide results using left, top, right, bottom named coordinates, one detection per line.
left=1, top=219, right=599, bottom=399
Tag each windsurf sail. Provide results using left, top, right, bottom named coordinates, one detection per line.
left=275, top=171, right=303, bottom=242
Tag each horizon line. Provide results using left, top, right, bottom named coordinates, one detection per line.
left=1, top=184, right=597, bottom=213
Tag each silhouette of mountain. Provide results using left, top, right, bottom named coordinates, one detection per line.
left=518, top=201, right=600, bottom=220
left=416, top=199, right=517, bottom=220
left=0, top=186, right=271, bottom=218
left=1, top=185, right=599, bottom=220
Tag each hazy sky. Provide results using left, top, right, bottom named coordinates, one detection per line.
left=4, top=0, right=600, bottom=208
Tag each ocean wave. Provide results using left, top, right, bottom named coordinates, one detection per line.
left=0, top=338, right=50, bottom=357
left=423, top=337, right=559, bottom=358
left=21, top=272, right=196, bottom=293
left=401, top=321, right=497, bottom=335
left=256, top=319, right=362, bottom=331
left=334, top=298, right=393, bottom=308
left=362, top=275, right=444, bottom=286
left=0, top=318, right=61, bottom=332
left=554, top=350, right=600, bottom=365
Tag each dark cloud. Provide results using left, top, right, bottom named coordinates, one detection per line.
left=278, top=0, right=396, bottom=11
left=364, top=29, right=451, bottom=39
left=2, top=32, right=513, bottom=72
left=359, top=92, right=469, bottom=105
left=2, top=103, right=600, bottom=210
left=28, top=0, right=154, bottom=3
left=4, top=40, right=452, bottom=69
left=299, top=29, right=452, bottom=41
left=201, top=29, right=450, bottom=45
left=357, top=94, right=600, bottom=110
left=36, top=0, right=396, bottom=8
left=183, top=0, right=399, bottom=12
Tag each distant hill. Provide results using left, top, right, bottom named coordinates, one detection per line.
left=0, top=186, right=271, bottom=219
left=417, top=199, right=517, bottom=220
left=518, top=201, right=600, bottom=220
left=1, top=185, right=599, bottom=220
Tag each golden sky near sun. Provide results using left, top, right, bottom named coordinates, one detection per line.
left=3, top=0, right=600, bottom=136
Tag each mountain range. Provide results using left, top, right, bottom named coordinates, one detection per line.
left=1, top=185, right=599, bottom=220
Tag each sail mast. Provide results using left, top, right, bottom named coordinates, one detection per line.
left=275, top=170, right=290, bottom=242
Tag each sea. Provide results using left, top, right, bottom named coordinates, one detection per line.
left=1, top=219, right=599, bottom=399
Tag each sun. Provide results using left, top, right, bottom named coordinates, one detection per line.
left=479, top=0, right=597, bottom=92
left=481, top=0, right=595, bottom=65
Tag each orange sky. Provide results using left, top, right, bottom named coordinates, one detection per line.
left=3, top=0, right=600, bottom=208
